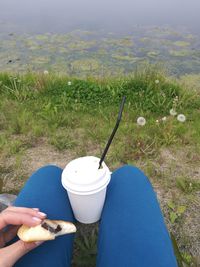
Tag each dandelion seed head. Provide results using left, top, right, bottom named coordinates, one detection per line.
left=170, top=109, right=177, bottom=116
left=177, top=114, right=186, bottom=122
left=162, top=116, right=167, bottom=121
left=155, top=79, right=160, bottom=84
left=68, top=81, right=72, bottom=86
left=43, top=70, right=49, bottom=75
left=137, top=117, right=146, bottom=126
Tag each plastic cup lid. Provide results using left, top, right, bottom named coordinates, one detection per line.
left=61, top=156, right=111, bottom=195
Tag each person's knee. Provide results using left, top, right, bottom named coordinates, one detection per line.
left=112, top=164, right=150, bottom=185
left=37, top=164, right=62, bottom=172
left=30, top=165, right=63, bottom=183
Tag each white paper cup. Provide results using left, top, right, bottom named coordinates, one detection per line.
left=61, top=156, right=111, bottom=224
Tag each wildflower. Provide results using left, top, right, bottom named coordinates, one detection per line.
left=68, top=81, right=72, bottom=86
left=137, top=117, right=146, bottom=126
left=155, top=79, right=160, bottom=84
left=170, top=109, right=177, bottom=116
left=174, top=96, right=179, bottom=102
left=177, top=114, right=186, bottom=122
left=162, top=116, right=167, bottom=121
left=156, top=119, right=159, bottom=123
left=43, top=70, right=49, bottom=75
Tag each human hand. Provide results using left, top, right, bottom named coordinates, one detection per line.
left=0, top=206, right=46, bottom=267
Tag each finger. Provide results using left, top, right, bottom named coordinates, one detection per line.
left=5, top=206, right=46, bottom=218
left=0, top=210, right=44, bottom=229
left=0, top=240, right=44, bottom=266
left=6, top=206, right=39, bottom=213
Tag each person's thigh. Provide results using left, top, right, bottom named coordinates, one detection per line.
left=13, top=165, right=75, bottom=267
left=97, top=165, right=177, bottom=267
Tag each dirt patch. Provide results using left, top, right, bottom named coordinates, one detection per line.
left=1, top=145, right=76, bottom=192
left=23, top=144, right=76, bottom=172
left=150, top=147, right=200, bottom=260
left=1, top=141, right=100, bottom=192
left=159, top=147, right=200, bottom=180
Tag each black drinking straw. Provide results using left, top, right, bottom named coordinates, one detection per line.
left=98, top=96, right=126, bottom=169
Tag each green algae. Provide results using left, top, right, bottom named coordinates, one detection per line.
left=0, top=26, right=200, bottom=76
left=174, top=41, right=191, bottom=47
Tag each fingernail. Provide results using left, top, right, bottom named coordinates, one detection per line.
left=32, top=217, right=42, bottom=222
left=35, top=241, right=44, bottom=246
left=37, top=212, right=47, bottom=218
left=33, top=208, right=39, bottom=211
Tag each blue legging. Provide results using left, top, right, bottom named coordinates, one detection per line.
left=14, top=165, right=177, bottom=267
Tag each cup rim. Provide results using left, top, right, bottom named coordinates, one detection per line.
left=62, top=174, right=111, bottom=195
left=61, top=156, right=111, bottom=195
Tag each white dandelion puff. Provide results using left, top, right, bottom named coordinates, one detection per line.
left=137, top=117, right=146, bottom=126
left=170, top=109, right=177, bottom=116
left=177, top=114, right=186, bottom=122
left=43, top=70, right=49, bottom=75
left=162, top=116, right=167, bottom=121
left=68, top=81, right=72, bottom=86
left=156, top=119, right=159, bottom=123
left=155, top=79, right=160, bottom=84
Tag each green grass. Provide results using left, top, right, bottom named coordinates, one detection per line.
left=0, top=67, right=199, bottom=166
left=176, top=177, right=200, bottom=194
left=73, top=226, right=98, bottom=267
left=0, top=67, right=200, bottom=266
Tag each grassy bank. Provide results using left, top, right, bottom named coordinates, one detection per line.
left=0, top=68, right=200, bottom=266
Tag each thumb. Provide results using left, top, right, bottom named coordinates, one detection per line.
left=0, top=240, right=43, bottom=267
